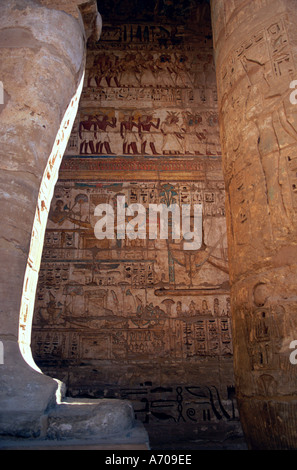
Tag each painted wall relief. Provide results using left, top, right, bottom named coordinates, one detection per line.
left=31, top=7, right=242, bottom=443
left=32, top=177, right=230, bottom=361
left=66, top=19, right=220, bottom=158
left=31, top=173, right=237, bottom=440
left=74, top=107, right=220, bottom=157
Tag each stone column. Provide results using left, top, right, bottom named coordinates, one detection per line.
left=211, top=0, right=297, bottom=449
left=0, top=0, right=99, bottom=437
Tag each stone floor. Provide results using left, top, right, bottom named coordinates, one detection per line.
left=151, top=437, right=248, bottom=450
left=0, top=421, right=150, bottom=450
left=0, top=432, right=248, bottom=451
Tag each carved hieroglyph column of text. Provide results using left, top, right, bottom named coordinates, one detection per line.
left=211, top=0, right=297, bottom=449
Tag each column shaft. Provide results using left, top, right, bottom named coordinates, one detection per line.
left=0, top=0, right=86, bottom=437
left=211, top=0, right=297, bottom=449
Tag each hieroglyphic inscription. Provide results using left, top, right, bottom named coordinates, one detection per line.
left=32, top=176, right=231, bottom=365
left=31, top=0, right=240, bottom=444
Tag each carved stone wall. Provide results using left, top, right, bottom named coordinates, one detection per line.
left=31, top=1, right=243, bottom=447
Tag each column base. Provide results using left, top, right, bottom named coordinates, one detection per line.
left=0, top=421, right=150, bottom=450
left=0, top=339, right=149, bottom=448
left=0, top=338, right=62, bottom=437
